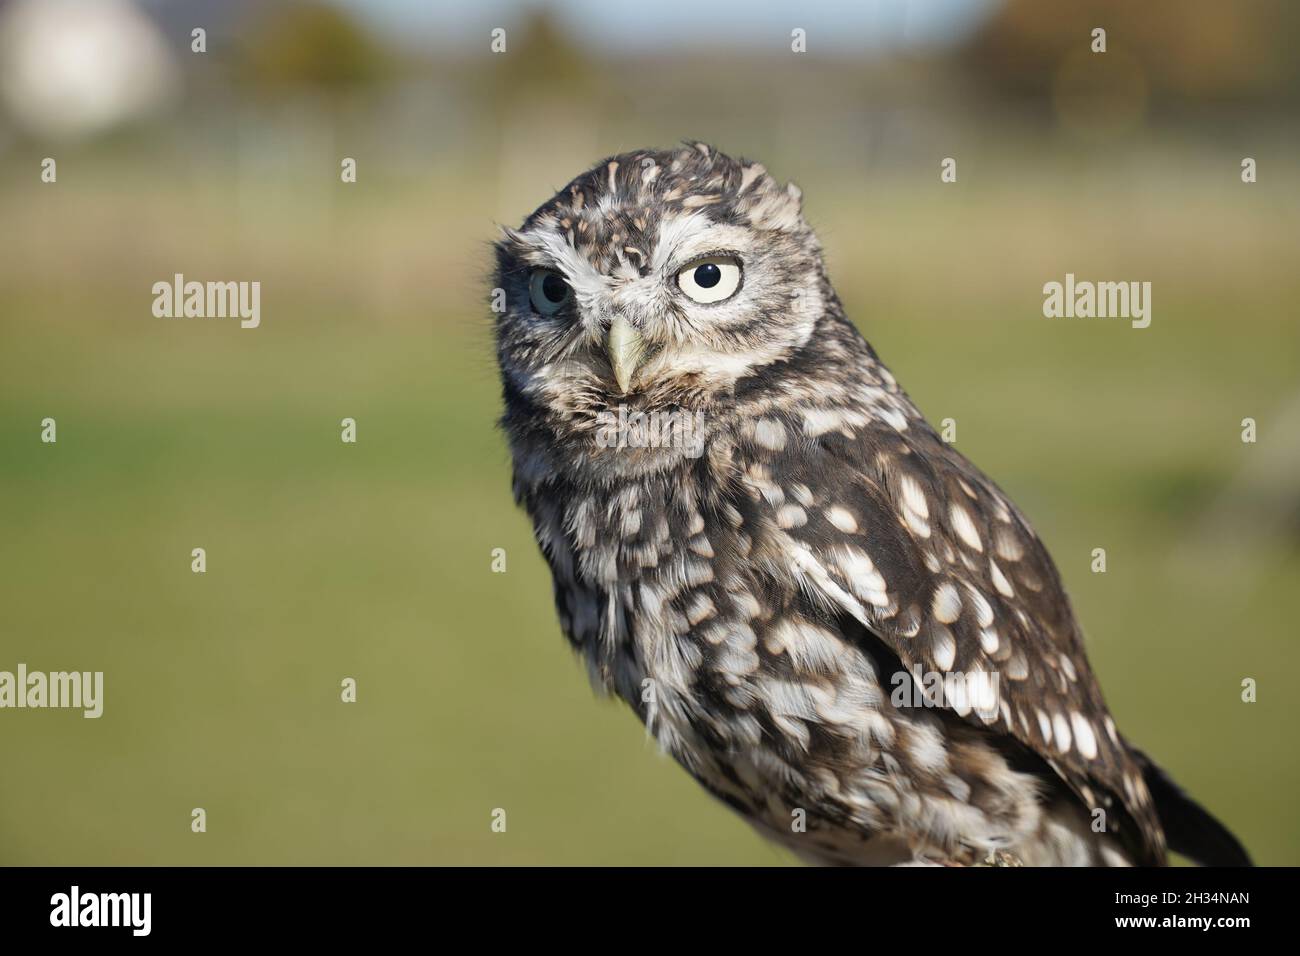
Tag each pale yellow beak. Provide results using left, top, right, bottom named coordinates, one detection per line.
left=605, top=315, right=645, bottom=394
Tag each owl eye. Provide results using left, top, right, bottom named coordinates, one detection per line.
left=677, top=256, right=742, bottom=304
left=529, top=269, right=571, bottom=315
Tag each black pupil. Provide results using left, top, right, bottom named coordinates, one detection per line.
left=541, top=273, right=568, bottom=303
left=694, top=263, right=722, bottom=288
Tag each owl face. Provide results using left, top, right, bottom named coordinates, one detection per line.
left=494, top=144, right=830, bottom=447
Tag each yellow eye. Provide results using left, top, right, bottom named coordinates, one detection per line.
left=529, top=269, right=571, bottom=315
left=677, top=256, right=742, bottom=304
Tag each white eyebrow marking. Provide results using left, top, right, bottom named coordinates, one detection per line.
left=651, top=216, right=752, bottom=273
left=650, top=211, right=713, bottom=272
left=509, top=226, right=608, bottom=306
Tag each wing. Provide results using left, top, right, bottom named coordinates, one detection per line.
left=732, top=388, right=1166, bottom=863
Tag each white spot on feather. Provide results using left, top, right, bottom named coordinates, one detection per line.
left=963, top=584, right=995, bottom=627
left=801, top=406, right=866, bottom=438
left=900, top=475, right=930, bottom=518
left=1036, top=709, right=1052, bottom=743
left=994, top=526, right=1024, bottom=561
left=752, top=418, right=787, bottom=451
left=836, top=546, right=890, bottom=607
left=949, top=504, right=983, bottom=552
left=777, top=504, right=807, bottom=528
left=1052, top=712, right=1073, bottom=753
left=989, top=559, right=1015, bottom=598
left=906, top=722, right=948, bottom=773
left=930, top=625, right=957, bottom=670
left=1104, top=716, right=1120, bottom=746
left=931, top=583, right=963, bottom=624
left=685, top=593, right=715, bottom=625
left=1071, top=713, right=1098, bottom=759
left=1059, top=654, right=1078, bottom=682
left=825, top=506, right=857, bottom=533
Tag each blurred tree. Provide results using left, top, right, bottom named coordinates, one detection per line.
left=484, top=9, right=607, bottom=221
left=235, top=0, right=388, bottom=99
left=482, top=8, right=600, bottom=113
left=961, top=0, right=1300, bottom=108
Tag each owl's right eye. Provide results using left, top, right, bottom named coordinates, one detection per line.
left=528, top=270, right=571, bottom=315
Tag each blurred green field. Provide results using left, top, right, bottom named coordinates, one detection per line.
left=1, top=138, right=1298, bottom=865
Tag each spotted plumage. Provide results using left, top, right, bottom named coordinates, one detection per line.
left=494, top=143, right=1249, bottom=866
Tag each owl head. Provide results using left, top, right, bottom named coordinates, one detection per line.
left=494, top=143, right=833, bottom=468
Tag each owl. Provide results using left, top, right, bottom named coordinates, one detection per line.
left=493, top=143, right=1249, bottom=866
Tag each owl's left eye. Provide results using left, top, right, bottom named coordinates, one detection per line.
left=529, top=269, right=571, bottom=315
left=677, top=256, right=742, bottom=304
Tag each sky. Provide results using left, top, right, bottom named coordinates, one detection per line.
left=332, top=0, right=1002, bottom=53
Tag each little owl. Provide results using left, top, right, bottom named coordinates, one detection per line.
left=493, top=143, right=1249, bottom=867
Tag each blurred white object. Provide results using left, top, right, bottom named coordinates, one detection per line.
left=0, top=0, right=178, bottom=141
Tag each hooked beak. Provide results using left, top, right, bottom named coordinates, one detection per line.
left=605, top=315, right=645, bottom=394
